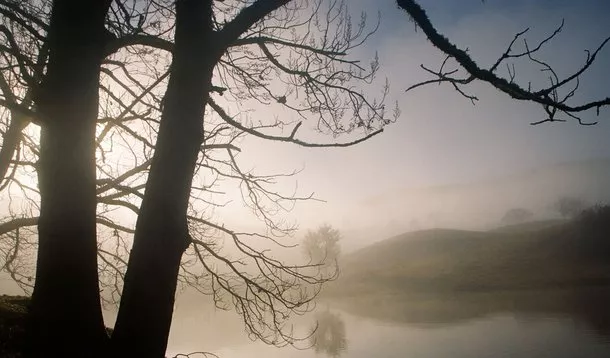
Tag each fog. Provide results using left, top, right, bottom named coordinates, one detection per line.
left=2, top=0, right=610, bottom=357
left=211, top=0, right=610, bottom=247
left=154, top=2, right=610, bottom=353
left=334, top=158, right=610, bottom=251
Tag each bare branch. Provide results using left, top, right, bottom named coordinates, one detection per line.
left=397, top=0, right=610, bottom=123
left=218, top=0, right=292, bottom=48
left=208, top=97, right=383, bottom=147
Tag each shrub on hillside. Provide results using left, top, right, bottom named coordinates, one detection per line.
left=501, top=208, right=534, bottom=226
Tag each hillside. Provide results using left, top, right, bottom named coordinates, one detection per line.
left=328, top=211, right=610, bottom=296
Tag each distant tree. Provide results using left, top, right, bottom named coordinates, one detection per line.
left=302, top=225, right=341, bottom=268
left=554, top=196, right=588, bottom=219
left=501, top=208, right=534, bottom=226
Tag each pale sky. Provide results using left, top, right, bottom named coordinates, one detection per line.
left=218, top=0, right=610, bottom=235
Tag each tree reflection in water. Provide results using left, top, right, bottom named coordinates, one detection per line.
left=310, top=310, right=347, bottom=357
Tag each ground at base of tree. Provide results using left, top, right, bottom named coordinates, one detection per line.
left=0, top=295, right=28, bottom=357
left=0, top=295, right=119, bottom=358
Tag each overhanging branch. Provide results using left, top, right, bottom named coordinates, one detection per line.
left=396, top=0, right=610, bottom=123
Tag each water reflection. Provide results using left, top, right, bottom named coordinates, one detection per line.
left=328, top=287, right=610, bottom=339
left=165, top=287, right=610, bottom=357
left=310, top=310, right=347, bottom=357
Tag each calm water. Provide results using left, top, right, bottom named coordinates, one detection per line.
left=164, top=291, right=610, bottom=358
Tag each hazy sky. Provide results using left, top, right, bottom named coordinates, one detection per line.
left=217, top=0, right=610, bottom=233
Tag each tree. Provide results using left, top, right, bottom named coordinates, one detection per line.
left=554, top=196, right=588, bottom=219
left=1, top=0, right=390, bottom=356
left=501, top=208, right=534, bottom=226
left=9, top=1, right=114, bottom=356
left=302, top=224, right=341, bottom=269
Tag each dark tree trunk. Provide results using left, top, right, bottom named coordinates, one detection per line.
left=110, top=1, right=219, bottom=356
left=25, top=1, right=112, bottom=357
left=0, top=114, right=28, bottom=187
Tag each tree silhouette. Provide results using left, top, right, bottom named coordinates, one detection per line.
left=0, top=0, right=391, bottom=356
left=501, top=208, right=534, bottom=226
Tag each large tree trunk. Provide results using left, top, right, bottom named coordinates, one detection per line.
left=26, top=1, right=112, bottom=357
left=110, top=1, right=219, bottom=356
left=0, top=113, right=29, bottom=188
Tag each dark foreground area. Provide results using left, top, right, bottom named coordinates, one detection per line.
left=0, top=296, right=114, bottom=358
left=0, top=295, right=28, bottom=358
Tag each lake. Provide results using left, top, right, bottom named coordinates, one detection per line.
left=163, top=288, right=610, bottom=358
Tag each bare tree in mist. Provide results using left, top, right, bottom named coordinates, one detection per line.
left=0, top=0, right=393, bottom=356
left=302, top=224, right=341, bottom=272
left=397, top=0, right=610, bottom=125
left=501, top=208, right=534, bottom=226
left=1, top=0, right=114, bottom=355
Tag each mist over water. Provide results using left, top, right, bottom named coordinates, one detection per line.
left=161, top=290, right=610, bottom=358
left=2, top=156, right=609, bottom=357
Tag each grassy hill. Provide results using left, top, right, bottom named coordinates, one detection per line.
left=328, top=208, right=610, bottom=296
